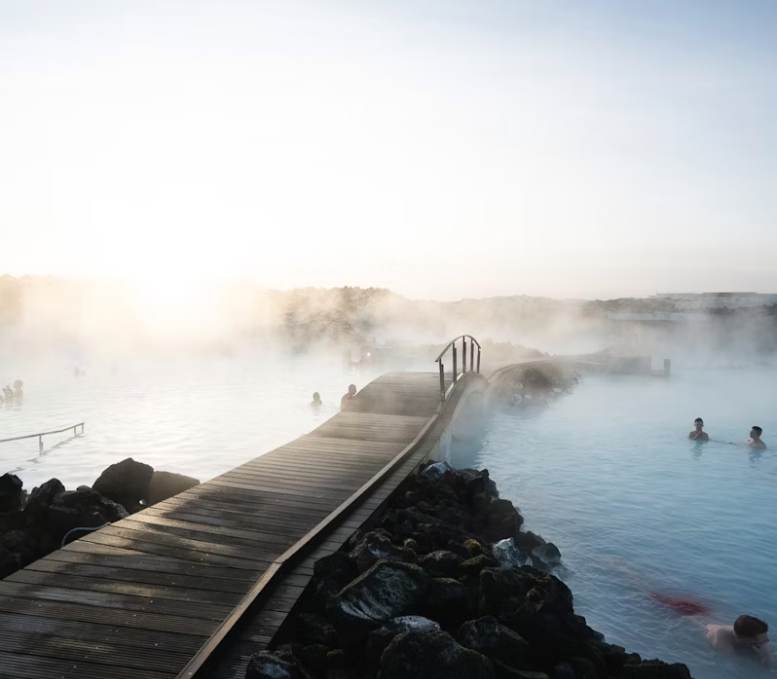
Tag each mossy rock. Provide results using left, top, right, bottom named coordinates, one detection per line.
left=464, top=539, right=486, bottom=556
left=460, top=554, right=495, bottom=575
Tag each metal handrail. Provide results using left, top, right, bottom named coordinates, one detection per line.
left=0, top=422, right=85, bottom=454
left=434, top=335, right=481, bottom=399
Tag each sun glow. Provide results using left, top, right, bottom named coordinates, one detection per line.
left=120, top=272, right=223, bottom=335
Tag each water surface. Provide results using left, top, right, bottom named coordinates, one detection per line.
left=0, top=352, right=384, bottom=489
left=470, top=369, right=776, bottom=679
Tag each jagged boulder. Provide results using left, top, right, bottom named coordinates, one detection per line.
left=245, top=651, right=300, bottom=679
left=380, top=630, right=495, bottom=679
left=312, top=551, right=359, bottom=608
left=492, top=538, right=530, bottom=568
left=23, top=479, right=66, bottom=518
left=0, top=478, right=126, bottom=579
left=420, top=462, right=452, bottom=480
left=92, top=458, right=153, bottom=513
left=421, top=577, right=473, bottom=628
left=532, top=543, right=562, bottom=571
left=457, top=616, right=531, bottom=670
left=419, top=550, right=463, bottom=578
left=621, top=660, right=693, bottom=679
left=365, top=616, right=440, bottom=664
left=0, top=529, right=37, bottom=579
left=0, top=473, right=25, bottom=513
left=48, top=487, right=128, bottom=539
left=350, top=531, right=416, bottom=573
left=480, top=566, right=573, bottom=621
left=145, top=471, right=200, bottom=506
left=480, top=499, right=524, bottom=541
left=326, top=560, right=429, bottom=645
left=293, top=612, right=339, bottom=647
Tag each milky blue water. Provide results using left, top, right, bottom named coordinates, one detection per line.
left=0, top=352, right=387, bottom=490
left=468, top=369, right=777, bottom=679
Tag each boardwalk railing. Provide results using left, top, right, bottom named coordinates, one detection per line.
left=435, top=335, right=481, bottom=399
left=0, top=422, right=85, bottom=454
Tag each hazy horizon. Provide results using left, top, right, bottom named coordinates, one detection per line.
left=2, top=0, right=776, bottom=303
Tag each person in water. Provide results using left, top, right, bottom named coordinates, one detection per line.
left=310, top=392, right=322, bottom=410
left=688, top=418, right=709, bottom=442
left=746, top=426, right=767, bottom=450
left=706, top=615, right=772, bottom=668
left=341, top=384, right=357, bottom=410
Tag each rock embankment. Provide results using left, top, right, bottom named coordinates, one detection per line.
left=491, top=363, right=578, bottom=411
left=248, top=463, right=692, bottom=679
left=0, top=458, right=199, bottom=579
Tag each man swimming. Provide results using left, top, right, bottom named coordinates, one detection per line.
left=310, top=392, right=322, bottom=410
left=746, top=426, right=767, bottom=450
left=707, top=615, right=772, bottom=668
left=688, top=418, right=709, bottom=442
left=340, top=384, right=357, bottom=411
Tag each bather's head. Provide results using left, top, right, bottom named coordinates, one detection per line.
left=694, top=418, right=704, bottom=431
left=734, top=615, right=769, bottom=646
left=348, top=384, right=357, bottom=396
left=751, top=426, right=763, bottom=440
left=312, top=392, right=321, bottom=403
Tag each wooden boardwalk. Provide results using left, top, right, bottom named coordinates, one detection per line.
left=0, top=372, right=446, bottom=679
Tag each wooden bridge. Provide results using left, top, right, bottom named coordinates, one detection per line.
left=0, top=337, right=544, bottom=679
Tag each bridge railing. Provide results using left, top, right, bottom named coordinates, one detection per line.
left=0, top=422, right=85, bottom=454
left=434, top=335, right=481, bottom=399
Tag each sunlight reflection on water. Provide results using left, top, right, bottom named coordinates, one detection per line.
left=0, top=352, right=386, bottom=489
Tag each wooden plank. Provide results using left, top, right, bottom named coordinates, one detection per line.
left=0, top=611, right=205, bottom=654
left=0, top=596, right=217, bottom=636
left=77, top=532, right=278, bottom=571
left=45, top=544, right=262, bottom=582
left=0, top=582, right=233, bottom=622
left=118, top=516, right=301, bottom=552
left=0, top=628, right=192, bottom=674
left=0, top=651, right=175, bottom=679
left=6, top=571, right=243, bottom=607
left=24, top=560, right=253, bottom=594
left=181, top=485, right=346, bottom=509
left=152, top=499, right=333, bottom=527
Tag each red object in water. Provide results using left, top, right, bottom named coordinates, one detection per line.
left=650, top=593, right=712, bottom=616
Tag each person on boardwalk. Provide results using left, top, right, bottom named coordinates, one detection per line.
left=706, top=615, right=772, bottom=668
left=688, top=418, right=709, bottom=442
left=310, top=392, right=322, bottom=411
left=341, top=384, right=357, bottom=411
left=746, top=426, right=766, bottom=450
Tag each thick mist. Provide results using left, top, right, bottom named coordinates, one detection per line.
left=2, top=277, right=776, bottom=371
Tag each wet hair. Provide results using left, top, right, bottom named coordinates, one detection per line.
left=694, top=418, right=704, bottom=425
left=752, top=426, right=763, bottom=434
left=734, top=615, right=768, bottom=638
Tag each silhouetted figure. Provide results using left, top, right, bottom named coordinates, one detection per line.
left=746, top=426, right=767, bottom=450
left=13, top=380, right=23, bottom=400
left=688, top=418, right=709, bottom=442
left=311, top=392, right=322, bottom=410
left=341, top=384, right=357, bottom=411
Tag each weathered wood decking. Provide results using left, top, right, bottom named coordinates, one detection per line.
left=0, top=372, right=448, bottom=679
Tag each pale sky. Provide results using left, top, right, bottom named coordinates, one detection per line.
left=1, top=0, right=775, bottom=303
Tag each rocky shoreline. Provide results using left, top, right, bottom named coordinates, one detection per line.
left=0, top=458, right=199, bottom=579
left=249, top=463, right=692, bottom=679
